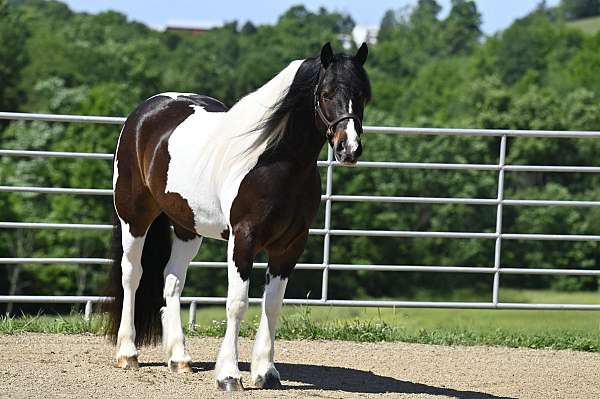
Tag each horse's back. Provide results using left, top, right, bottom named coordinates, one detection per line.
left=118, top=92, right=227, bottom=159
left=150, top=92, right=229, bottom=113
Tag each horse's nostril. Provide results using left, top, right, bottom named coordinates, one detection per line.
left=336, top=140, right=346, bottom=153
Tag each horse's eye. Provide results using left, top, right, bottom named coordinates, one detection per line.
left=322, top=91, right=334, bottom=101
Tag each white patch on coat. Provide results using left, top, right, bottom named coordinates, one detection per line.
left=163, top=60, right=305, bottom=239
left=346, top=100, right=359, bottom=152
left=149, top=92, right=197, bottom=100
left=112, top=125, right=125, bottom=193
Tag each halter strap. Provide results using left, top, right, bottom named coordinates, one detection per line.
left=314, top=68, right=363, bottom=138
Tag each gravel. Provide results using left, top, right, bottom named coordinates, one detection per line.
left=0, top=333, right=598, bottom=398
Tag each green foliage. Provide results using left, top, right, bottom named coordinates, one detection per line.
left=442, top=0, right=481, bottom=55
left=0, top=0, right=29, bottom=111
left=1, top=0, right=600, bottom=309
left=561, top=0, right=600, bottom=20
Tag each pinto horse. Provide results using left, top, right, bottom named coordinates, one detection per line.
left=107, top=42, right=371, bottom=391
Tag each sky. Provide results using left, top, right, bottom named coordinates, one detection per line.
left=61, top=0, right=561, bottom=35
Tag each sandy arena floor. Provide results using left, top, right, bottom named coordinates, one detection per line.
left=0, top=333, right=598, bottom=398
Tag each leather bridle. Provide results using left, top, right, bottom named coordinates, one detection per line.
left=314, top=67, right=363, bottom=139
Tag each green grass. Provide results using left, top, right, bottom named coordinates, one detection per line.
left=2, top=289, right=599, bottom=352
left=568, top=16, right=600, bottom=34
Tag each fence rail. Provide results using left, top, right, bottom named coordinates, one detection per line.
left=1, top=111, right=600, bottom=318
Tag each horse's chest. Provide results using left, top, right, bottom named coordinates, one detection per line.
left=230, top=164, right=321, bottom=247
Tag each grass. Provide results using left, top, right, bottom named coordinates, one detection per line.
left=567, top=16, right=600, bottom=34
left=1, top=289, right=599, bottom=352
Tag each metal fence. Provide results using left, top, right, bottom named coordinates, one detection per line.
left=1, top=111, right=600, bottom=325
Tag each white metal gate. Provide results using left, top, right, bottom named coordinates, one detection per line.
left=1, top=111, right=599, bottom=323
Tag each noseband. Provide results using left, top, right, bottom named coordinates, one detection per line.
left=314, top=68, right=363, bottom=139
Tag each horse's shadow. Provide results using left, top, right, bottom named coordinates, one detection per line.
left=141, top=361, right=515, bottom=399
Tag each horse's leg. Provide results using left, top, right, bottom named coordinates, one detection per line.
left=215, top=231, right=254, bottom=391
left=250, top=273, right=287, bottom=388
left=162, top=225, right=202, bottom=373
left=251, top=233, right=307, bottom=388
left=115, top=218, right=147, bottom=369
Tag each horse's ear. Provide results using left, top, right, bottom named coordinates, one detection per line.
left=320, top=42, right=334, bottom=69
left=355, top=42, right=368, bottom=65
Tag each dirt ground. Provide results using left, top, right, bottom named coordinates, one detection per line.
left=0, top=333, right=598, bottom=399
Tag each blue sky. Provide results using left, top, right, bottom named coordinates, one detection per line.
left=62, top=0, right=560, bottom=34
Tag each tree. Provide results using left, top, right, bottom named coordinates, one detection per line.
left=0, top=0, right=29, bottom=112
left=561, top=0, right=600, bottom=20
left=442, top=0, right=482, bottom=55
left=378, top=10, right=398, bottom=42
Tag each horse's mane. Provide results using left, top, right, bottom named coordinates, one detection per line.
left=247, top=56, right=321, bottom=153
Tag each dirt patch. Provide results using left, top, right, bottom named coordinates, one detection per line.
left=0, top=333, right=598, bottom=398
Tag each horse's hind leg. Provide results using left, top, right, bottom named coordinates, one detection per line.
left=162, top=225, right=202, bottom=373
left=115, top=217, right=148, bottom=369
left=113, top=145, right=160, bottom=368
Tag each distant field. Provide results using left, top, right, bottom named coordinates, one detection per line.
left=2, top=289, right=599, bottom=352
left=568, top=16, right=600, bottom=34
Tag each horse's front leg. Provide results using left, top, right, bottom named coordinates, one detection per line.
left=215, top=230, right=254, bottom=391
left=251, top=234, right=306, bottom=389
left=162, top=231, right=202, bottom=373
left=251, top=273, right=287, bottom=388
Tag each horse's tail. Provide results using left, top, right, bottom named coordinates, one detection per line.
left=106, top=211, right=172, bottom=346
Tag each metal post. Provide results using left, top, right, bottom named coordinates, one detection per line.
left=188, top=301, right=197, bottom=331
left=492, top=135, right=507, bottom=306
left=321, top=146, right=334, bottom=302
left=84, top=300, right=92, bottom=322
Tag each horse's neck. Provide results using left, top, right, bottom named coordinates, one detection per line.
left=263, top=106, right=326, bottom=168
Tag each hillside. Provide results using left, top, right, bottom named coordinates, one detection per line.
left=568, top=15, right=600, bottom=34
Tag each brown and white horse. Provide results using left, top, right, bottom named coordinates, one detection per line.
left=107, top=42, right=371, bottom=391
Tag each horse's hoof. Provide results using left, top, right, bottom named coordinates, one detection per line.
left=217, top=377, right=244, bottom=391
left=115, top=356, right=139, bottom=370
left=254, top=373, right=283, bottom=389
left=169, top=361, right=193, bottom=373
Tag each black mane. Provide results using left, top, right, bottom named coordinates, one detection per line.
left=251, top=52, right=371, bottom=154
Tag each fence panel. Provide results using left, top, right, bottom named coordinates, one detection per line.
left=1, top=111, right=600, bottom=314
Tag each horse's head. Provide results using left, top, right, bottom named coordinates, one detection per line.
left=315, top=42, right=371, bottom=165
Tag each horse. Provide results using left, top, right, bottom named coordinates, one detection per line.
left=106, top=42, right=371, bottom=391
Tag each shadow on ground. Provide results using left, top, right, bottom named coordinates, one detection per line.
left=141, top=361, right=516, bottom=399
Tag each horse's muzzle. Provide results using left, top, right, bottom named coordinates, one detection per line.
left=334, top=139, right=362, bottom=165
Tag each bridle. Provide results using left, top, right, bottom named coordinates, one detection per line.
left=314, top=67, right=363, bottom=140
